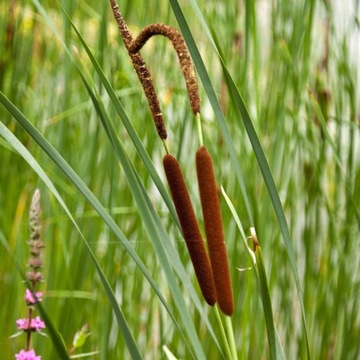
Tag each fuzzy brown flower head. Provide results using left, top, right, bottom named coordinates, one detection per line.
left=196, top=146, right=234, bottom=316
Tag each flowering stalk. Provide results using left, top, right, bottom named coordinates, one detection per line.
left=15, top=189, right=45, bottom=360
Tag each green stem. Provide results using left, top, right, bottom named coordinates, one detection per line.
left=196, top=112, right=204, bottom=147
left=225, top=316, right=238, bottom=360
left=214, top=305, right=232, bottom=359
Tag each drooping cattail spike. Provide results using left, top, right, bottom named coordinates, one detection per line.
left=196, top=146, right=234, bottom=316
left=163, top=154, right=216, bottom=306
left=129, top=24, right=200, bottom=115
left=109, top=1, right=167, bottom=140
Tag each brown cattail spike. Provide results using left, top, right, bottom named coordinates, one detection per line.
left=196, top=146, right=234, bottom=316
left=163, top=154, right=216, bottom=306
left=110, top=1, right=167, bottom=140
left=129, top=23, right=200, bottom=115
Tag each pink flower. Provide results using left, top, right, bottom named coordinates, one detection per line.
left=16, top=316, right=45, bottom=332
left=25, top=289, right=42, bottom=304
left=15, top=349, right=41, bottom=360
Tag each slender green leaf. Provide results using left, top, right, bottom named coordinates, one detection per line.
left=254, top=245, right=277, bottom=360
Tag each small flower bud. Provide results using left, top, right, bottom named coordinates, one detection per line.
left=25, top=289, right=43, bottom=305
left=26, top=272, right=43, bottom=282
left=28, top=257, right=43, bottom=269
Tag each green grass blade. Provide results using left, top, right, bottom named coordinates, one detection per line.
left=36, top=302, right=70, bottom=360
left=223, top=189, right=286, bottom=359
left=222, top=58, right=310, bottom=359
left=254, top=245, right=278, bottom=360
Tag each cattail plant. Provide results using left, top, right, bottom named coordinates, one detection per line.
left=196, top=146, right=234, bottom=316
left=14, top=189, right=45, bottom=360
left=110, top=0, right=217, bottom=306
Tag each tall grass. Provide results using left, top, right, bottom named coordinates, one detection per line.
left=1, top=0, right=359, bottom=359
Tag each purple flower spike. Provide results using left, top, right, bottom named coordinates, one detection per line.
left=15, top=349, right=41, bottom=360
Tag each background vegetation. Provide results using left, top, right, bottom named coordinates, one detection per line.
left=1, top=0, right=359, bottom=359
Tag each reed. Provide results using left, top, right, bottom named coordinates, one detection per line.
left=196, top=146, right=234, bottom=316
left=163, top=153, right=216, bottom=306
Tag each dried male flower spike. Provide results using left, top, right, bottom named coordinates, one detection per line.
left=110, top=0, right=167, bottom=140
left=163, top=154, right=216, bottom=305
left=129, top=23, right=200, bottom=115
left=110, top=0, right=202, bottom=140
left=196, top=146, right=234, bottom=316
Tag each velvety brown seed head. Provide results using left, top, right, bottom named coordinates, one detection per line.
left=129, top=23, right=200, bottom=115
left=163, top=154, right=216, bottom=305
left=196, top=146, right=234, bottom=316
